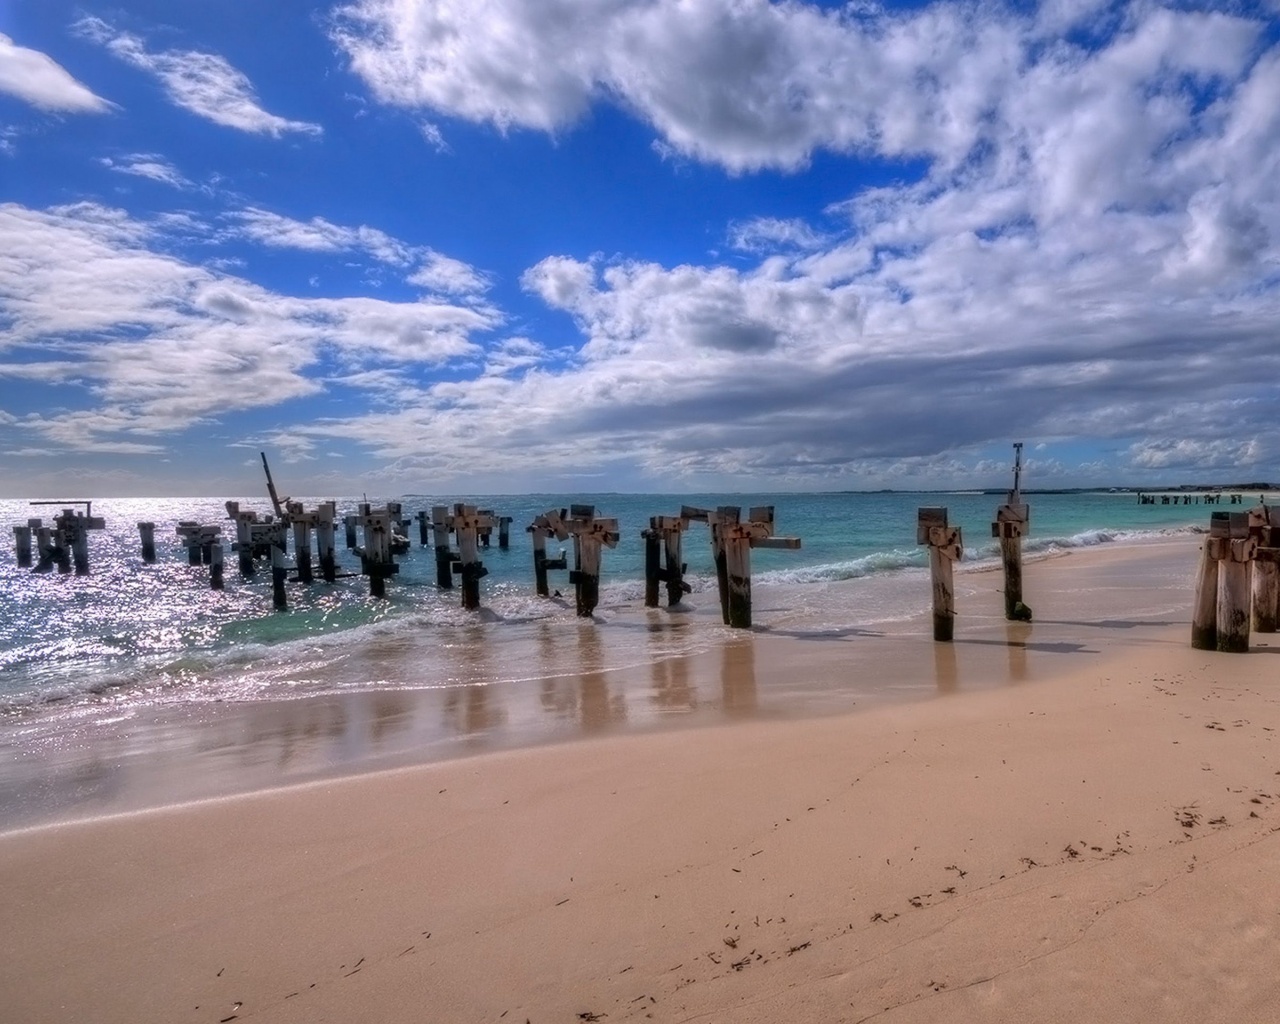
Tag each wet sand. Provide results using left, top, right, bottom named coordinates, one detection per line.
left=3, top=538, right=1191, bottom=830
left=5, top=537, right=1280, bottom=1022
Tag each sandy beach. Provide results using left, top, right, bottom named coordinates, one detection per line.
left=3, top=537, right=1279, bottom=1022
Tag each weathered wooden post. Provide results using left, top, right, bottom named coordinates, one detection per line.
left=315, top=502, right=337, bottom=583
left=703, top=507, right=800, bottom=628
left=32, top=525, right=60, bottom=574
left=991, top=443, right=1031, bottom=621
left=497, top=516, right=512, bottom=550
left=642, top=517, right=663, bottom=607
left=1190, top=527, right=1224, bottom=651
left=13, top=524, right=33, bottom=568
left=477, top=509, right=495, bottom=549
left=1215, top=512, right=1255, bottom=654
left=210, top=542, right=225, bottom=590
left=564, top=505, right=620, bottom=618
left=1251, top=506, right=1280, bottom=633
left=663, top=514, right=692, bottom=607
left=356, top=504, right=401, bottom=598
left=708, top=506, right=738, bottom=624
left=431, top=505, right=456, bottom=589
left=225, top=502, right=257, bottom=576
left=528, top=509, right=569, bottom=597
left=451, top=504, right=493, bottom=610
left=138, top=522, right=156, bottom=563
left=176, top=522, right=203, bottom=566
left=271, top=543, right=289, bottom=610
left=918, top=507, right=963, bottom=642
left=415, top=510, right=430, bottom=547
left=344, top=514, right=358, bottom=550
left=285, top=501, right=322, bottom=584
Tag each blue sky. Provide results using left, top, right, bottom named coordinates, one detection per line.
left=1, top=0, right=1278, bottom=497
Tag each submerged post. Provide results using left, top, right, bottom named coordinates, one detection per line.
left=918, top=507, right=963, bottom=642
left=451, top=504, right=493, bottom=610
left=992, top=443, right=1031, bottom=621
left=226, top=502, right=258, bottom=577
left=709, top=506, right=739, bottom=625
left=13, top=524, right=33, bottom=568
left=210, top=542, right=225, bottom=591
left=344, top=514, right=358, bottom=550
left=138, top=522, right=156, bottom=563
left=431, top=506, right=455, bottom=589
left=528, top=509, right=568, bottom=598
left=271, top=543, right=289, bottom=610
left=415, top=510, right=430, bottom=547
left=642, top=518, right=662, bottom=608
left=315, top=502, right=337, bottom=583
left=497, top=516, right=512, bottom=550
left=287, top=502, right=314, bottom=584
left=564, top=505, right=620, bottom=618
left=356, top=504, right=401, bottom=598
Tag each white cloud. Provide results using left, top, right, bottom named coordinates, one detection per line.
left=0, top=202, right=499, bottom=454
left=99, top=153, right=191, bottom=189
left=75, top=17, right=321, bottom=137
left=0, top=33, right=111, bottom=113
left=226, top=207, right=491, bottom=295
left=729, top=217, right=829, bottom=253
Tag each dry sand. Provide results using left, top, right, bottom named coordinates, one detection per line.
left=3, top=540, right=1280, bottom=1023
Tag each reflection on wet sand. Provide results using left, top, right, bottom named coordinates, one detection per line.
left=441, top=624, right=506, bottom=737
left=538, top=624, right=628, bottom=731
left=721, top=635, right=758, bottom=715
left=1006, top=622, right=1031, bottom=683
left=933, top=641, right=958, bottom=695
left=648, top=612, right=697, bottom=712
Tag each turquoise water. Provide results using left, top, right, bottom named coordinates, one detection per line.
left=0, top=490, right=1210, bottom=720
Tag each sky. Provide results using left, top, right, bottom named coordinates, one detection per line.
left=1, top=0, right=1278, bottom=498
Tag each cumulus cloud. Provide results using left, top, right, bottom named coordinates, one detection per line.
left=0, top=32, right=111, bottom=113
left=75, top=17, right=321, bottom=136
left=0, top=202, right=499, bottom=453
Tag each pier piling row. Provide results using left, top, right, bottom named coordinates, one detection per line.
left=528, top=509, right=570, bottom=597
left=176, top=522, right=223, bottom=568
left=918, top=507, right=963, bottom=642
left=562, top=505, right=620, bottom=618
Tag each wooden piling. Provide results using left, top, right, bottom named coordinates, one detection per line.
left=288, top=503, right=314, bottom=584
left=344, top=514, right=358, bottom=549
left=991, top=444, right=1030, bottom=621
left=431, top=506, right=454, bottom=589
left=271, top=544, right=288, bottom=610
left=498, top=516, right=512, bottom=550
left=357, top=506, right=401, bottom=598
left=13, top=524, right=32, bottom=568
left=643, top=518, right=662, bottom=608
left=451, top=504, right=492, bottom=610
left=1215, top=512, right=1254, bottom=653
left=316, top=502, right=337, bottom=583
left=415, top=510, right=430, bottom=547
left=528, top=510, right=568, bottom=597
left=564, top=505, right=619, bottom=618
left=210, top=542, right=224, bottom=590
left=710, top=506, right=739, bottom=625
left=32, top=526, right=58, bottom=574
left=1250, top=506, right=1279, bottom=634
left=138, top=522, right=156, bottom=563
left=661, top=516, right=690, bottom=607
left=225, top=503, right=257, bottom=576
left=1190, top=535, right=1223, bottom=650
left=918, top=507, right=963, bottom=642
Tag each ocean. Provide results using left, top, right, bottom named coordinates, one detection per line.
left=0, top=489, right=1213, bottom=714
